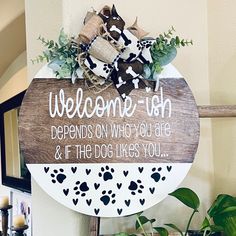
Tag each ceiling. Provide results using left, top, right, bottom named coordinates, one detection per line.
left=0, top=0, right=26, bottom=79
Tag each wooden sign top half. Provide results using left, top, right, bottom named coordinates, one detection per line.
left=19, top=78, right=200, bottom=165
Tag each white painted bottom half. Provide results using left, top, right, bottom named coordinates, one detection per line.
left=28, top=163, right=191, bottom=217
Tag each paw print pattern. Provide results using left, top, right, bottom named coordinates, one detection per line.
left=51, top=169, right=66, bottom=184
left=73, top=181, right=89, bottom=197
left=100, top=190, right=116, bottom=206
left=137, top=41, right=143, bottom=50
left=98, top=166, right=114, bottom=181
left=151, top=167, right=166, bottom=183
left=141, top=40, right=153, bottom=48
left=128, top=180, right=144, bottom=195
left=103, top=64, right=113, bottom=74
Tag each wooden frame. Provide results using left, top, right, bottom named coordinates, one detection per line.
left=0, top=91, right=31, bottom=193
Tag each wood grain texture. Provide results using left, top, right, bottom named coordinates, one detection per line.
left=19, top=78, right=200, bottom=164
left=198, top=105, right=236, bottom=118
left=90, top=217, right=100, bottom=236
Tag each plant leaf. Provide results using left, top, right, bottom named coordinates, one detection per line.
left=210, top=225, right=224, bottom=232
left=208, top=194, right=236, bottom=217
left=201, top=217, right=211, bottom=230
left=135, top=216, right=149, bottom=230
left=59, top=28, right=69, bottom=46
left=169, top=188, right=200, bottom=210
left=218, top=206, right=236, bottom=216
left=175, top=36, right=180, bottom=44
left=150, top=218, right=156, bottom=224
left=153, top=227, right=169, bottom=236
left=114, top=233, right=130, bottom=236
left=165, top=224, right=183, bottom=236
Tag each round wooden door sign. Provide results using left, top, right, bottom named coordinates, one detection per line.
left=19, top=65, right=199, bottom=217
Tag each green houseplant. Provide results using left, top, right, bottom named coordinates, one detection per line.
left=166, top=188, right=223, bottom=236
left=202, top=194, right=236, bottom=236
left=165, top=187, right=201, bottom=235
left=115, top=188, right=236, bottom=236
left=114, top=211, right=168, bottom=236
left=115, top=187, right=201, bottom=236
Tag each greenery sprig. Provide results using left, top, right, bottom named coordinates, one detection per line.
left=32, top=29, right=79, bottom=78
left=145, top=26, right=193, bottom=80
left=32, top=27, right=192, bottom=83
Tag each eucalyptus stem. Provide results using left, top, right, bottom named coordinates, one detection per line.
left=136, top=215, right=149, bottom=236
left=184, top=209, right=198, bottom=236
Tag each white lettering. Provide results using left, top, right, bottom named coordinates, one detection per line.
left=49, top=87, right=172, bottom=119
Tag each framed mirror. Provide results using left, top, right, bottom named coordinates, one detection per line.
left=0, top=90, right=31, bottom=193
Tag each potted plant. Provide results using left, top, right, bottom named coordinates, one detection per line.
left=201, top=194, right=236, bottom=236
left=166, top=187, right=223, bottom=236
left=114, top=211, right=169, bottom=236
left=115, top=187, right=236, bottom=236
left=114, top=188, right=201, bottom=236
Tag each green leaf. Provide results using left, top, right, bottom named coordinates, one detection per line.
left=66, top=58, right=73, bottom=64
left=210, top=225, right=224, bottom=232
left=49, top=40, right=54, bottom=48
left=201, top=217, right=211, bottom=230
left=114, top=233, right=130, bottom=236
left=150, top=218, right=156, bottom=224
left=59, top=28, right=69, bottom=46
left=208, top=194, right=236, bottom=217
left=170, top=38, right=176, bottom=46
left=153, top=227, right=169, bottom=236
left=38, top=55, right=45, bottom=62
left=159, top=43, right=163, bottom=50
left=135, top=216, right=149, bottom=230
left=218, top=206, right=236, bottom=216
left=165, top=224, right=183, bottom=236
left=169, top=188, right=200, bottom=210
left=175, top=36, right=180, bottom=45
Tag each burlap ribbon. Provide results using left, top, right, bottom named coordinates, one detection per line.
left=77, top=5, right=154, bottom=98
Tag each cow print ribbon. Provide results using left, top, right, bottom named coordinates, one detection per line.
left=78, top=4, right=155, bottom=99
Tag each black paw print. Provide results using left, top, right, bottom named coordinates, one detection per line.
left=100, top=190, right=116, bottom=206
left=98, top=166, right=114, bottom=181
left=103, top=64, right=113, bottom=74
left=141, top=40, right=152, bottom=48
left=128, top=180, right=144, bottom=195
left=151, top=167, right=166, bottom=182
left=73, top=181, right=89, bottom=197
left=51, top=169, right=66, bottom=184
left=137, top=41, right=143, bottom=50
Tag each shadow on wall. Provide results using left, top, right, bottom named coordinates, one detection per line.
left=0, top=13, right=26, bottom=79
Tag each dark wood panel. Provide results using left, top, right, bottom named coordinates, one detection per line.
left=19, top=78, right=199, bottom=164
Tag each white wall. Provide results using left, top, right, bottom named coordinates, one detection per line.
left=24, top=1, right=90, bottom=235
left=208, top=0, right=236, bottom=196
